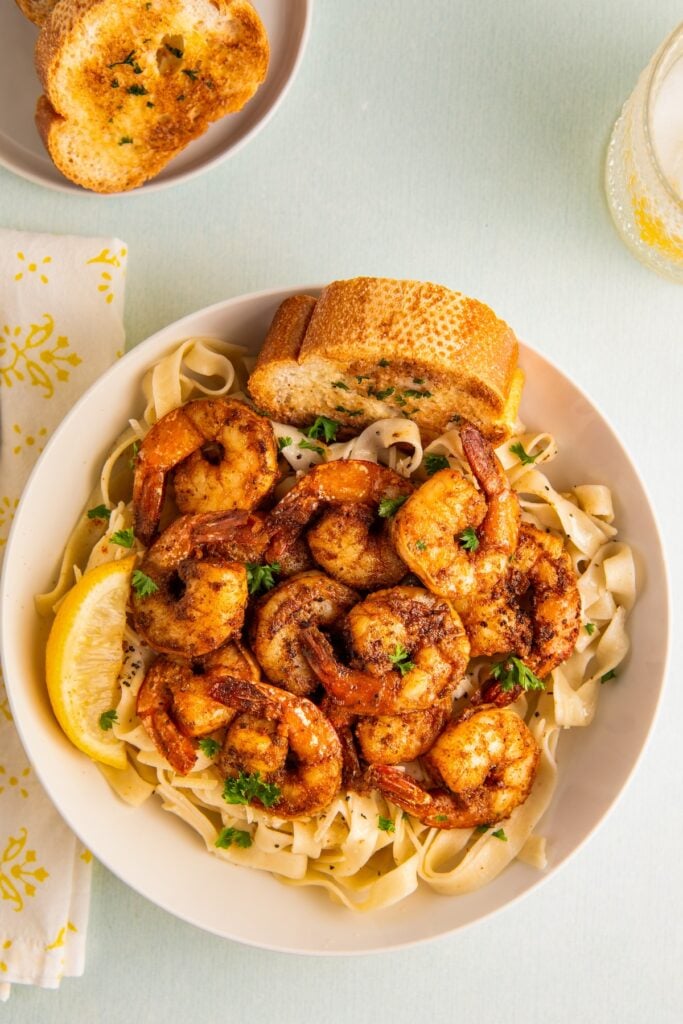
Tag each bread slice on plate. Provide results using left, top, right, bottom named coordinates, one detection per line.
left=34, top=0, right=270, bottom=192
left=15, top=0, right=59, bottom=26
left=248, top=278, right=524, bottom=443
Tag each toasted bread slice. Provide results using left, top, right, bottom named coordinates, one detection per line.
left=15, top=0, right=59, bottom=26
left=248, top=278, right=524, bottom=443
left=34, top=0, right=269, bottom=192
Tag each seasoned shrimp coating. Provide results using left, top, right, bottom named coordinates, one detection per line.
left=250, top=570, right=358, bottom=696
left=392, top=424, right=520, bottom=607
left=208, top=677, right=343, bottom=818
left=136, top=643, right=258, bottom=775
left=301, top=586, right=470, bottom=714
left=131, top=511, right=251, bottom=658
left=463, top=522, right=581, bottom=681
left=368, top=705, right=540, bottom=829
left=354, top=700, right=452, bottom=766
left=267, top=460, right=412, bottom=589
left=133, top=398, right=278, bottom=545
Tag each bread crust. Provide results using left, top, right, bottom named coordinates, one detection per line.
left=14, top=0, right=58, bottom=27
left=34, top=0, right=269, bottom=192
left=248, top=278, right=523, bottom=443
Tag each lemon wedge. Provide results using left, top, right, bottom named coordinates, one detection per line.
left=46, top=555, right=135, bottom=769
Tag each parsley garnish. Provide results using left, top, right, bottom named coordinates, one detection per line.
left=378, top=358, right=391, bottom=367
left=492, top=828, right=508, bottom=841
left=490, top=656, right=545, bottom=693
left=222, top=771, right=281, bottom=808
left=306, top=416, right=339, bottom=443
left=335, top=406, right=362, bottom=416
left=434, top=815, right=448, bottom=822
left=378, top=494, right=408, bottom=518
left=118, top=136, right=134, bottom=145
left=126, top=84, right=148, bottom=95
left=509, top=441, right=538, bottom=466
left=298, top=439, right=325, bottom=456
left=394, top=394, right=407, bottom=407
left=107, top=50, right=142, bottom=73
left=600, top=669, right=617, bottom=684
left=585, top=623, right=596, bottom=635
left=475, top=824, right=491, bottom=834
left=165, top=43, right=184, bottom=58
left=246, top=562, right=281, bottom=596
left=131, top=570, right=159, bottom=598
left=182, top=68, right=199, bottom=80
left=277, top=436, right=292, bottom=451
left=372, top=386, right=395, bottom=401
left=356, top=375, right=371, bottom=383
left=388, top=643, right=416, bottom=676
left=87, top=504, right=111, bottom=521
left=415, top=539, right=427, bottom=551
left=404, top=388, right=432, bottom=399
left=215, top=827, right=252, bottom=849
left=459, top=526, right=480, bottom=551
left=129, top=441, right=139, bottom=469
left=331, top=380, right=350, bottom=390
left=99, top=709, right=118, bottom=731
left=198, top=737, right=219, bottom=758
left=412, top=377, right=425, bottom=385
left=424, top=453, right=449, bottom=476
left=111, top=528, right=135, bottom=548
left=378, top=816, right=395, bottom=833
left=111, top=78, right=119, bottom=88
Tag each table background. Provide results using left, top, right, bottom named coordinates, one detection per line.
left=2, top=1, right=681, bottom=1021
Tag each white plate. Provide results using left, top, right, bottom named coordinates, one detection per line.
left=0, top=287, right=670, bottom=953
left=0, top=1, right=311, bottom=195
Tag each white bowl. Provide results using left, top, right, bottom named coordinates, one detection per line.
left=0, top=287, right=670, bottom=953
left=0, top=1, right=311, bottom=195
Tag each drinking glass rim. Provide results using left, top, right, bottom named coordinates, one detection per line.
left=643, top=21, right=683, bottom=213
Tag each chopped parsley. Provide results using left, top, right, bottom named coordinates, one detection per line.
left=490, top=656, right=545, bottom=693
left=297, top=439, right=325, bottom=456
left=509, top=441, right=539, bottom=465
left=215, top=827, right=252, bottom=850
left=111, top=528, right=135, bottom=548
left=424, top=453, right=449, bottom=476
left=378, top=494, right=408, bottom=518
left=182, top=68, right=200, bottom=81
left=331, top=380, right=350, bottom=390
left=388, top=643, right=416, bottom=676
left=372, top=386, right=395, bottom=401
left=131, top=569, right=159, bottom=598
left=277, top=436, right=292, bottom=451
left=378, top=816, right=395, bottom=833
left=475, top=824, right=491, bottom=834
left=378, top=358, right=391, bottom=367
left=335, top=406, right=362, bottom=416
left=87, top=504, right=111, bottom=521
left=412, top=377, right=425, bottom=385
left=306, top=416, right=339, bottom=443
left=126, top=84, right=148, bottom=95
left=403, top=388, right=432, bottom=399
left=118, top=136, right=134, bottom=145
left=107, top=50, right=143, bottom=73
left=165, top=43, right=184, bottom=58
left=492, top=828, right=508, bottom=841
left=356, top=375, right=371, bottom=383
left=198, top=737, right=220, bottom=758
left=459, top=526, right=480, bottom=551
left=415, top=539, right=427, bottom=551
left=246, top=562, right=281, bottom=596
left=584, top=623, right=596, bottom=635
left=434, top=814, right=448, bottom=823
left=600, top=669, right=617, bottom=684
left=222, top=771, right=281, bottom=808
left=99, top=709, right=118, bottom=731
left=110, top=78, right=119, bottom=88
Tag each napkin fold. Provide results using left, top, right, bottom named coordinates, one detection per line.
left=0, top=226, right=128, bottom=998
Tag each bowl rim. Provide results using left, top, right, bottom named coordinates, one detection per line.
left=0, top=284, right=671, bottom=953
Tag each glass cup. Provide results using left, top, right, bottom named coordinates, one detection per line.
left=605, top=23, right=683, bottom=282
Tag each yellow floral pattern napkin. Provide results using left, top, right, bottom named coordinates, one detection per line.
left=0, top=227, right=128, bottom=998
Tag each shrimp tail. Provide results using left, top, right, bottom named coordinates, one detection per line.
left=207, top=675, right=276, bottom=718
left=133, top=468, right=167, bottom=547
left=299, top=626, right=398, bottom=715
left=367, top=764, right=432, bottom=814
left=460, top=423, right=508, bottom=497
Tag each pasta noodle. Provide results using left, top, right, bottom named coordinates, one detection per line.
left=38, top=336, right=636, bottom=911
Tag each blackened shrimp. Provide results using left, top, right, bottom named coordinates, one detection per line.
left=208, top=677, right=343, bottom=818
left=267, top=460, right=412, bottom=589
left=131, top=511, right=254, bottom=658
left=301, top=587, right=470, bottom=714
left=136, top=643, right=259, bottom=775
left=367, top=705, right=540, bottom=829
left=133, top=398, right=278, bottom=545
left=250, top=570, right=358, bottom=696
left=391, top=424, right=520, bottom=607
left=463, top=522, right=581, bottom=686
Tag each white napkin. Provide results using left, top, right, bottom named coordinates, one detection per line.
left=0, top=227, right=128, bottom=998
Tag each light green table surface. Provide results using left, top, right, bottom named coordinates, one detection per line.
left=2, top=2, right=682, bottom=1022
